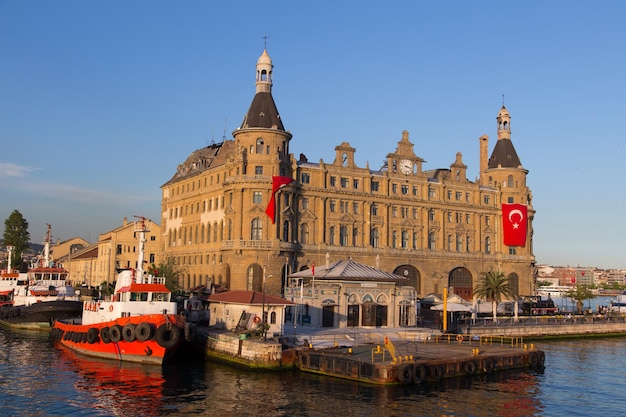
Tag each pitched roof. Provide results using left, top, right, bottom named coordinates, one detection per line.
left=208, top=290, right=293, bottom=305
left=289, top=259, right=407, bottom=283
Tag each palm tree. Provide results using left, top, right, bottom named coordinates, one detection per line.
left=474, top=271, right=515, bottom=322
left=565, top=285, right=595, bottom=314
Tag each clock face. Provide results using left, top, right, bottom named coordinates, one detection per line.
left=400, top=159, right=412, bottom=174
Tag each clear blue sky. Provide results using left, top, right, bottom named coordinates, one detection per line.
left=1, top=1, right=625, bottom=269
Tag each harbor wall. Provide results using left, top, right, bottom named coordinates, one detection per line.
left=463, top=321, right=626, bottom=338
left=202, top=330, right=286, bottom=369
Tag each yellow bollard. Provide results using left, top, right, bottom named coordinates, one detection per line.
left=348, top=347, right=352, bottom=354
left=334, top=341, right=338, bottom=348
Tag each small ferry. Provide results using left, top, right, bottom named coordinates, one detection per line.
left=536, top=285, right=571, bottom=298
left=609, top=291, right=626, bottom=314
left=51, top=217, right=185, bottom=365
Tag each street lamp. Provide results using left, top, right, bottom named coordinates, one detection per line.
left=262, top=273, right=272, bottom=341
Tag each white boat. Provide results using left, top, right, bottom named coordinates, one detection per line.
left=536, top=285, right=571, bottom=298
left=609, top=291, right=626, bottom=314
left=0, top=225, right=82, bottom=330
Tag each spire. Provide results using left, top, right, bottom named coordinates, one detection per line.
left=255, top=49, right=273, bottom=94
left=239, top=48, right=285, bottom=131
left=489, top=105, right=521, bottom=168
left=496, top=104, right=511, bottom=141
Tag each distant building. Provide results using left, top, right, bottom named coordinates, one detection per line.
left=160, top=48, right=536, bottom=302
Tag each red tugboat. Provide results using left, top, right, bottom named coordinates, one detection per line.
left=51, top=217, right=184, bottom=365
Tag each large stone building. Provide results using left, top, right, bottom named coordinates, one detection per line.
left=160, top=49, right=536, bottom=301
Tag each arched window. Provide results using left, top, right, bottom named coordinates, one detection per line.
left=251, top=218, right=263, bottom=240
left=370, top=228, right=379, bottom=248
left=428, top=209, right=435, bottom=221
left=340, top=226, right=348, bottom=246
left=283, top=220, right=289, bottom=242
left=485, top=236, right=491, bottom=254
left=428, top=232, right=436, bottom=250
left=256, top=138, right=264, bottom=154
left=392, top=231, right=397, bottom=248
left=352, top=228, right=359, bottom=246
left=206, top=223, right=211, bottom=243
left=329, top=226, right=335, bottom=245
left=401, top=230, right=409, bottom=248
left=300, top=223, right=309, bottom=244
left=227, top=220, right=232, bottom=240
left=507, top=175, right=514, bottom=188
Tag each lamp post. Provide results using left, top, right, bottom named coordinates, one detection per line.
left=262, top=271, right=272, bottom=341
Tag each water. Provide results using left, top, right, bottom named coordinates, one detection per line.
left=1, top=328, right=625, bottom=417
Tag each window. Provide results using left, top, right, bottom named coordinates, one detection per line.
left=255, top=166, right=263, bottom=175
left=447, top=190, right=452, bottom=200
left=413, top=208, right=418, bottom=219
left=253, top=191, right=262, bottom=204
left=392, top=231, right=397, bottom=248
left=466, top=214, right=471, bottom=224
left=448, top=212, right=453, bottom=222
left=340, top=226, right=348, bottom=246
left=352, top=228, right=359, bottom=246
left=371, top=204, right=378, bottom=216
left=301, top=173, right=310, bottom=184
left=353, top=202, right=359, bottom=214
left=301, top=198, right=309, bottom=210
left=392, top=184, right=398, bottom=194
left=353, top=179, right=359, bottom=189
left=401, top=230, right=409, bottom=248
left=447, top=234, right=452, bottom=251
left=330, top=200, right=336, bottom=213
left=428, top=232, right=436, bottom=250
left=485, top=216, right=491, bottom=226
left=485, top=237, right=491, bottom=254
left=330, top=176, right=336, bottom=186
left=466, top=236, right=471, bottom=252
left=283, top=220, right=289, bottom=241
left=456, top=234, right=462, bottom=252
left=392, top=207, right=398, bottom=218
left=251, top=218, right=263, bottom=240
left=413, top=232, right=418, bottom=249
left=341, top=177, right=348, bottom=188
left=370, top=228, right=379, bottom=248
left=428, top=209, right=435, bottom=221
left=509, top=247, right=517, bottom=255
left=300, top=223, right=309, bottom=244
left=413, top=186, right=418, bottom=196
left=483, top=195, right=490, bottom=205
left=455, top=191, right=462, bottom=201
left=401, top=185, right=409, bottom=195
left=466, top=192, right=471, bottom=202
left=371, top=181, right=379, bottom=192
left=428, top=187, right=436, bottom=199
left=508, top=197, right=514, bottom=203
left=256, top=138, right=264, bottom=154
left=329, top=226, right=335, bottom=245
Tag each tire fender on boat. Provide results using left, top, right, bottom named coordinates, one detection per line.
left=155, top=323, right=181, bottom=349
left=135, top=322, right=154, bottom=341
left=464, top=360, right=478, bottom=375
left=483, top=358, right=496, bottom=373
left=109, top=324, right=123, bottom=343
left=101, top=327, right=111, bottom=344
left=430, top=365, right=445, bottom=380
left=87, top=327, right=99, bottom=344
left=413, top=363, right=427, bottom=383
left=184, top=322, right=196, bottom=342
left=122, top=323, right=137, bottom=342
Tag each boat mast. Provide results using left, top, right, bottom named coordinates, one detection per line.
left=134, top=216, right=149, bottom=283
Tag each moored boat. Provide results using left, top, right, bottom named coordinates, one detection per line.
left=51, top=217, right=185, bottom=365
left=0, top=226, right=83, bottom=330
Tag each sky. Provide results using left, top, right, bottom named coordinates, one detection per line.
left=1, top=1, right=625, bottom=269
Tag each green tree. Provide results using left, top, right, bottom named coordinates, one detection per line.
left=565, top=285, right=595, bottom=314
left=474, top=271, right=515, bottom=321
left=148, top=258, right=184, bottom=295
left=3, top=210, right=30, bottom=271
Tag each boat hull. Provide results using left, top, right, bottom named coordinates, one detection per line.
left=0, top=300, right=83, bottom=331
left=51, top=314, right=185, bottom=365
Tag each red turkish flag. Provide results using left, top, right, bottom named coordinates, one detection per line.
left=502, top=203, right=528, bottom=247
left=265, top=176, right=293, bottom=224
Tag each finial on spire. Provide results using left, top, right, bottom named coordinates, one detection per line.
left=502, top=93, right=506, bottom=107
left=263, top=35, right=269, bottom=49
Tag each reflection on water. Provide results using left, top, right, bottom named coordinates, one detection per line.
left=1, top=328, right=625, bottom=417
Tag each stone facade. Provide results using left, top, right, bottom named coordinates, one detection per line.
left=160, top=49, right=536, bottom=301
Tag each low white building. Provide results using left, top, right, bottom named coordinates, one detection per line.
left=285, top=259, right=417, bottom=329
left=207, top=290, right=293, bottom=336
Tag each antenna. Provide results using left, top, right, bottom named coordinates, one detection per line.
left=222, top=117, right=228, bottom=141
left=502, top=93, right=506, bottom=107
left=263, top=35, right=269, bottom=49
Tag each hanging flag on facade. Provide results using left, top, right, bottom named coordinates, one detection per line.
left=501, top=203, right=528, bottom=246
left=265, top=175, right=294, bottom=224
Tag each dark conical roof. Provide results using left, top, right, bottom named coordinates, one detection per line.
left=488, top=139, right=521, bottom=168
left=239, top=92, right=285, bottom=131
